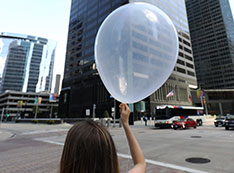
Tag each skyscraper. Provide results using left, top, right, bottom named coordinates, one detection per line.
left=60, top=0, right=196, bottom=117
left=131, top=0, right=197, bottom=113
left=54, top=74, right=61, bottom=95
left=0, top=32, right=56, bottom=93
left=186, top=0, right=234, bottom=89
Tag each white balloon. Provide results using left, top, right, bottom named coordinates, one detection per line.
left=95, top=2, right=178, bottom=103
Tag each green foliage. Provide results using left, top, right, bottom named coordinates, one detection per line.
left=102, top=110, right=110, bottom=118
left=32, top=120, right=38, bottom=124
left=47, top=120, right=55, bottom=124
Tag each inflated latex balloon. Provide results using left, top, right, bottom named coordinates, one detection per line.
left=95, top=2, right=178, bottom=103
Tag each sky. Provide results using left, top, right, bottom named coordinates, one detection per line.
left=0, top=0, right=233, bottom=93
left=0, top=0, right=72, bottom=92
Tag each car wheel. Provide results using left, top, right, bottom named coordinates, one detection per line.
left=173, top=127, right=177, bottom=130
left=194, top=125, right=197, bottom=129
left=225, top=126, right=229, bottom=130
left=184, top=125, right=188, bottom=129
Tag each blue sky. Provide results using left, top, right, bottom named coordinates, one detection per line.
left=0, top=0, right=71, bottom=91
left=0, top=0, right=233, bottom=92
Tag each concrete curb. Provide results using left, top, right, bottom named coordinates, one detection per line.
left=0, top=131, right=13, bottom=141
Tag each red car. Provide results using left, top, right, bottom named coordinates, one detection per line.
left=172, top=118, right=197, bottom=130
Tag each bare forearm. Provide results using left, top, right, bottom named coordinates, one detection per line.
left=123, top=123, right=145, bottom=166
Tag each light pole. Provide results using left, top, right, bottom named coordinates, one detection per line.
left=50, top=103, right=53, bottom=119
left=34, top=96, right=39, bottom=119
left=0, top=107, right=5, bottom=127
left=199, top=84, right=208, bottom=115
left=93, top=104, right=96, bottom=119
left=113, top=99, right=116, bottom=127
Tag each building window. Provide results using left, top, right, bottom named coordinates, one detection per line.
left=177, top=67, right=186, bottom=74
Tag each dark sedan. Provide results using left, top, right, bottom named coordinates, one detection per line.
left=214, top=116, right=226, bottom=127
left=225, top=114, right=234, bottom=130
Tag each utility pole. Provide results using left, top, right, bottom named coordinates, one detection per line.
left=0, top=107, right=5, bottom=127
left=113, top=99, right=116, bottom=128
left=50, top=103, right=53, bottom=119
left=93, top=104, right=96, bottom=119
left=34, top=97, right=38, bottom=119
left=199, top=84, right=208, bottom=115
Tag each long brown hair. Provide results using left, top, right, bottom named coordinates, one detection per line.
left=60, top=120, right=120, bottom=173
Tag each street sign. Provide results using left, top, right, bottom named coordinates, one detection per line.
left=38, top=97, right=42, bottom=104
left=34, top=97, right=38, bottom=104
left=86, top=109, right=90, bottom=116
left=49, top=93, right=57, bottom=102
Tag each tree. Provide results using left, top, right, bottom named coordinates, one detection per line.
left=102, top=110, right=110, bottom=118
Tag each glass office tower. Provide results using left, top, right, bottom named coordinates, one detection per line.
left=60, top=0, right=196, bottom=117
left=186, top=0, right=234, bottom=89
left=130, top=0, right=197, bottom=112
left=0, top=32, right=56, bottom=93
left=60, top=0, right=129, bottom=117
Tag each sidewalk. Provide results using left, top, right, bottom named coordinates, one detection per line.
left=0, top=130, right=13, bottom=141
left=203, top=116, right=215, bottom=125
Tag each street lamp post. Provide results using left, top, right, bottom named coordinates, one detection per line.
left=113, top=99, right=116, bottom=128
left=0, top=107, right=5, bottom=126
left=50, top=103, right=53, bottom=119
left=199, top=84, right=208, bottom=115
left=93, top=104, right=96, bottom=119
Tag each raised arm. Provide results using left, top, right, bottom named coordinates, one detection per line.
left=119, top=103, right=146, bottom=173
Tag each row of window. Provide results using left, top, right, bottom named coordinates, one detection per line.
left=177, top=67, right=195, bottom=76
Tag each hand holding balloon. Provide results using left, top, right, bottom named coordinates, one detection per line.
left=119, top=103, right=131, bottom=125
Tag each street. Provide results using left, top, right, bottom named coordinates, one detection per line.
left=0, top=121, right=234, bottom=173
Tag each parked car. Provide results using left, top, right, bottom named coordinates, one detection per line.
left=214, top=115, right=226, bottom=127
left=225, top=114, right=234, bottom=130
left=172, top=118, right=197, bottom=130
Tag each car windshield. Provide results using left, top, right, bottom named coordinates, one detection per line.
left=226, top=115, right=234, bottom=119
left=216, top=116, right=225, bottom=119
left=177, top=119, right=186, bottom=122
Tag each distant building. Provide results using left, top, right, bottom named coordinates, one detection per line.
left=186, top=0, right=234, bottom=89
left=59, top=0, right=197, bottom=118
left=0, top=90, right=59, bottom=120
left=54, top=74, right=61, bottom=95
left=0, top=32, right=56, bottom=93
left=191, top=89, right=234, bottom=115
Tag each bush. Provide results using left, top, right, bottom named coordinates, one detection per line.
left=47, top=120, right=55, bottom=124
left=103, top=110, right=110, bottom=118
left=32, top=120, right=39, bottom=124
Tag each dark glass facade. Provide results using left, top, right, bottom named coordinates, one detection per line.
left=60, top=0, right=197, bottom=118
left=186, top=0, right=234, bottom=89
left=60, top=0, right=129, bottom=118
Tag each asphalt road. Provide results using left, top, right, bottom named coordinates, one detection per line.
left=0, top=122, right=234, bottom=173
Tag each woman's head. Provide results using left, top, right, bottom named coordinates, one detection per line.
left=60, top=120, right=119, bottom=173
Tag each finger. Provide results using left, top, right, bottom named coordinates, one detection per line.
left=122, top=103, right=126, bottom=110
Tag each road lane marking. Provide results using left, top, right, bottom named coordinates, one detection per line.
left=22, top=129, right=68, bottom=135
left=118, top=153, right=208, bottom=173
left=34, top=138, right=208, bottom=173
